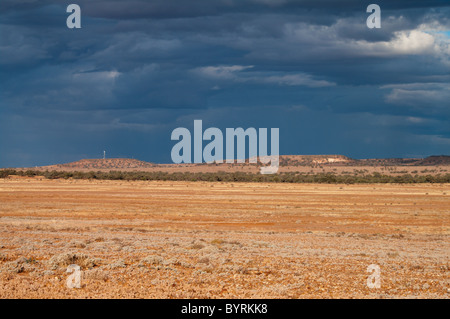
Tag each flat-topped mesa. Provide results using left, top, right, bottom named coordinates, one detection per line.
left=279, top=155, right=354, bottom=166
left=311, top=155, right=352, bottom=164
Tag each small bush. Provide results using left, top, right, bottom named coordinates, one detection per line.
left=48, top=253, right=101, bottom=270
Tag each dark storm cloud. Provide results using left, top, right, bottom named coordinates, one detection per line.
left=0, top=0, right=449, bottom=167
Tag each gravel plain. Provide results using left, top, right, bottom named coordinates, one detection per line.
left=0, top=178, right=448, bottom=298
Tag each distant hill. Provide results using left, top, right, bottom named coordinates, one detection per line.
left=42, top=158, right=156, bottom=170
left=22, top=154, right=450, bottom=172
left=416, top=155, right=450, bottom=166
left=357, top=155, right=450, bottom=166
left=279, top=155, right=450, bottom=167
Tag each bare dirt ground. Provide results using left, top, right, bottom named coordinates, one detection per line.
left=0, top=179, right=448, bottom=299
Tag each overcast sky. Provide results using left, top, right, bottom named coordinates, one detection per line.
left=1, top=0, right=449, bottom=167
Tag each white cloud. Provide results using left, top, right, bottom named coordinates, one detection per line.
left=406, top=116, right=427, bottom=124
left=261, top=74, right=335, bottom=87
left=280, top=20, right=449, bottom=60
left=382, top=82, right=450, bottom=108
left=352, top=30, right=435, bottom=56
left=194, top=65, right=335, bottom=87
left=193, top=65, right=254, bottom=79
left=73, top=70, right=121, bottom=82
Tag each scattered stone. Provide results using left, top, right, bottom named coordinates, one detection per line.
left=198, top=257, right=210, bottom=264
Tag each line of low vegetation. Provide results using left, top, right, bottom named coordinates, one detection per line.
left=1, top=169, right=449, bottom=183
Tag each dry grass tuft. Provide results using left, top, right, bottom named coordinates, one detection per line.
left=48, top=253, right=101, bottom=270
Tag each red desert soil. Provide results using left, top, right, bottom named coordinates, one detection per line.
left=0, top=179, right=448, bottom=298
